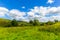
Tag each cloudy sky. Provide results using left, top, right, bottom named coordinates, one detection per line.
left=0, top=0, right=60, bottom=22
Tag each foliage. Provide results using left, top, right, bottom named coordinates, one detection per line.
left=0, top=18, right=59, bottom=27
left=0, top=18, right=60, bottom=40
left=29, top=20, right=34, bottom=26
left=0, top=18, right=10, bottom=27
left=11, top=19, right=18, bottom=26
left=45, top=21, right=54, bottom=25
left=0, top=27, right=59, bottom=40
left=33, top=19, right=40, bottom=26
left=54, top=20, right=59, bottom=23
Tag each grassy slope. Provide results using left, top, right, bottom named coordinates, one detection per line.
left=0, top=18, right=11, bottom=27
left=0, top=18, right=60, bottom=40
left=0, top=18, right=10, bottom=21
left=0, top=27, right=60, bottom=40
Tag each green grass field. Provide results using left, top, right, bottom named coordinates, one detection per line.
left=0, top=26, right=60, bottom=40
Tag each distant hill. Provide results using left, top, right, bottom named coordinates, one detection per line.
left=0, top=18, right=11, bottom=27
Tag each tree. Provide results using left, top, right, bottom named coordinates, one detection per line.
left=29, top=20, right=34, bottom=26
left=46, top=21, right=54, bottom=25
left=40, top=23, right=45, bottom=26
left=33, top=19, right=40, bottom=26
left=11, top=19, right=18, bottom=26
left=54, top=20, right=58, bottom=23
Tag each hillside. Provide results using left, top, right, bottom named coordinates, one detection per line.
left=0, top=27, right=59, bottom=40
left=0, top=18, right=11, bottom=27
left=0, top=18, right=60, bottom=40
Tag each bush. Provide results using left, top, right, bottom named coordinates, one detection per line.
left=11, top=19, right=18, bottom=26
left=33, top=19, right=40, bottom=26
left=4, top=23, right=12, bottom=27
left=5, top=19, right=19, bottom=27
left=45, top=21, right=54, bottom=25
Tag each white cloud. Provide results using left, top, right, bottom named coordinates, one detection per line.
left=0, top=7, right=9, bottom=17
left=27, top=11, right=35, bottom=17
left=27, top=6, right=60, bottom=22
left=9, top=9, right=26, bottom=19
left=22, top=6, right=25, bottom=9
left=51, top=15, right=60, bottom=21
left=1, top=6, right=60, bottom=22
left=29, top=6, right=60, bottom=16
left=47, top=0, right=54, bottom=4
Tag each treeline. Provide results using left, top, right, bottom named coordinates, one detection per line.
left=0, top=19, right=58, bottom=27
left=0, top=18, right=60, bottom=35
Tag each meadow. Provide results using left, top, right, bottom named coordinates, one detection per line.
left=0, top=18, right=60, bottom=40
left=0, top=26, right=60, bottom=40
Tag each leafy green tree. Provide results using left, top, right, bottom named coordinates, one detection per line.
left=54, top=20, right=58, bottom=23
left=40, top=23, right=45, bottom=26
left=33, top=19, right=40, bottom=26
left=5, top=23, right=12, bottom=27
left=29, top=20, right=34, bottom=26
left=46, top=21, right=54, bottom=25
left=11, top=19, right=18, bottom=26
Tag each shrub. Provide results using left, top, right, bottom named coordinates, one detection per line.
left=11, top=19, right=18, bottom=26
left=33, top=19, right=40, bottom=26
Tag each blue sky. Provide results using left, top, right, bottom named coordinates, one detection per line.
left=0, top=0, right=60, bottom=22
left=0, top=0, right=59, bottom=11
left=0, top=0, right=47, bottom=12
